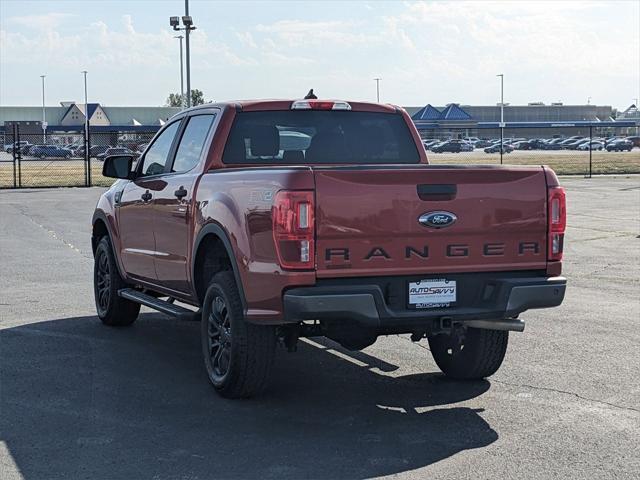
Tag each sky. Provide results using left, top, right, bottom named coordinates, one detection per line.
left=1, top=0, right=639, bottom=109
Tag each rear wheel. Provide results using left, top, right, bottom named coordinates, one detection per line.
left=201, top=271, right=276, bottom=398
left=428, top=327, right=508, bottom=379
left=94, top=236, right=140, bottom=326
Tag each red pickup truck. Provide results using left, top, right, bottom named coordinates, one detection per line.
left=92, top=99, right=567, bottom=398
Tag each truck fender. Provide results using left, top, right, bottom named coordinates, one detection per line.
left=92, top=209, right=128, bottom=280
left=191, top=222, right=247, bottom=312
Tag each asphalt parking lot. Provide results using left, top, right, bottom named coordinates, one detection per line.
left=1, top=176, right=639, bottom=480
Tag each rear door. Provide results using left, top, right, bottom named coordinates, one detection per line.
left=314, top=166, right=548, bottom=278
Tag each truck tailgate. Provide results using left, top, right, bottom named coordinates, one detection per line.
left=314, top=166, right=548, bottom=278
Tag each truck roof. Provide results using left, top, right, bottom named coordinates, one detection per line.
left=185, top=99, right=399, bottom=114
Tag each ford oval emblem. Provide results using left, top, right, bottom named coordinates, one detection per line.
left=418, top=211, right=457, bottom=229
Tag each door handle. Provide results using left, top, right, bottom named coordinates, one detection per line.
left=174, top=186, right=188, bottom=199
left=141, top=190, right=152, bottom=202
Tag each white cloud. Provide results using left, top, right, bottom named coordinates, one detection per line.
left=0, top=1, right=637, bottom=108
left=235, top=31, right=257, bottom=49
left=6, top=13, right=76, bottom=30
left=254, top=19, right=383, bottom=47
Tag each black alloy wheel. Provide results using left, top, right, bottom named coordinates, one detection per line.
left=207, top=295, right=232, bottom=380
left=95, top=248, right=111, bottom=314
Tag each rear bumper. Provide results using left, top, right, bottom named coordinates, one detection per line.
left=283, top=275, right=566, bottom=333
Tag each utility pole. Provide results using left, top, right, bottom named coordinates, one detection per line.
left=184, top=0, right=191, bottom=107
left=40, top=75, right=46, bottom=143
left=170, top=2, right=196, bottom=108
left=373, top=77, right=381, bottom=103
left=175, top=35, right=185, bottom=108
left=497, top=74, right=504, bottom=164
left=82, top=71, right=90, bottom=185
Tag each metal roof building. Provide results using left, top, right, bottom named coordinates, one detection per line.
left=408, top=103, right=638, bottom=138
left=0, top=103, right=181, bottom=129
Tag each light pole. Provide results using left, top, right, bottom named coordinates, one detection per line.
left=170, top=1, right=196, bottom=108
left=82, top=70, right=90, bottom=184
left=373, top=77, right=381, bottom=103
left=497, top=73, right=504, bottom=164
left=40, top=75, right=46, bottom=143
left=174, top=35, right=185, bottom=108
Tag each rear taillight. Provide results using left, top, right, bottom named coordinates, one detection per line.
left=272, top=190, right=315, bottom=270
left=547, top=186, right=566, bottom=261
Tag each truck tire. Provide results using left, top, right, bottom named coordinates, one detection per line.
left=428, top=328, right=508, bottom=379
left=201, top=271, right=276, bottom=398
left=94, top=236, right=140, bottom=326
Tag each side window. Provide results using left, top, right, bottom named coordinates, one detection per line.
left=172, top=114, right=216, bottom=173
left=140, top=121, right=180, bottom=176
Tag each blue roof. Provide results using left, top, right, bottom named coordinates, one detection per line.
left=411, top=104, right=441, bottom=121
left=61, top=102, right=103, bottom=121
left=86, top=103, right=100, bottom=119
left=439, top=104, right=472, bottom=121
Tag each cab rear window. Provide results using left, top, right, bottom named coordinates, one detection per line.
left=222, top=111, right=420, bottom=164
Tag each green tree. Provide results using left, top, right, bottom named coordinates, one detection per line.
left=190, top=89, right=205, bottom=106
left=166, top=93, right=183, bottom=107
left=165, top=89, right=206, bottom=107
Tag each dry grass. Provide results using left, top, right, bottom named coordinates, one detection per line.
left=426, top=150, right=640, bottom=175
left=0, top=161, right=113, bottom=188
left=1, top=150, right=638, bottom=188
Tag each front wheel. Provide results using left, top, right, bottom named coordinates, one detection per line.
left=201, top=271, right=276, bottom=398
left=94, top=236, right=140, bottom=326
left=428, top=327, right=508, bottom=380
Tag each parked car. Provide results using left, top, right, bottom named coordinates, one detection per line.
left=564, top=139, right=590, bottom=150
left=96, top=147, right=135, bottom=161
left=136, top=143, right=149, bottom=154
left=30, top=145, right=73, bottom=158
left=93, top=99, right=567, bottom=398
left=64, top=143, right=82, bottom=154
left=484, top=143, right=514, bottom=154
left=605, top=139, right=633, bottom=152
left=20, top=144, right=39, bottom=156
left=541, top=138, right=564, bottom=150
left=512, top=141, right=530, bottom=150
left=88, top=145, right=112, bottom=158
left=528, top=139, right=549, bottom=150
left=431, top=140, right=465, bottom=153
left=460, top=141, right=474, bottom=152
left=625, top=136, right=640, bottom=148
left=577, top=141, right=604, bottom=151
left=472, top=139, right=492, bottom=148
left=4, top=141, right=31, bottom=154
left=558, top=138, right=584, bottom=149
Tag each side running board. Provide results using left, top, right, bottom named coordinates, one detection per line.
left=118, top=288, right=200, bottom=321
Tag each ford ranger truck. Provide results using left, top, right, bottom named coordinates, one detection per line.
left=92, top=99, right=567, bottom=398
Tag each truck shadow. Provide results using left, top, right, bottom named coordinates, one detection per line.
left=1, top=314, right=497, bottom=479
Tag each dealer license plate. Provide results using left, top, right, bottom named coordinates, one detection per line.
left=408, top=279, right=456, bottom=309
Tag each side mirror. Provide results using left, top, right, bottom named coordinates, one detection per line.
left=103, top=155, right=136, bottom=179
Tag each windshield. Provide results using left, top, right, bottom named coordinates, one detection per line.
left=222, top=110, right=420, bottom=164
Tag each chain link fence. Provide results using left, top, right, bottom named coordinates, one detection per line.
left=420, top=126, right=639, bottom=176
left=0, top=126, right=159, bottom=188
left=1, top=124, right=638, bottom=189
